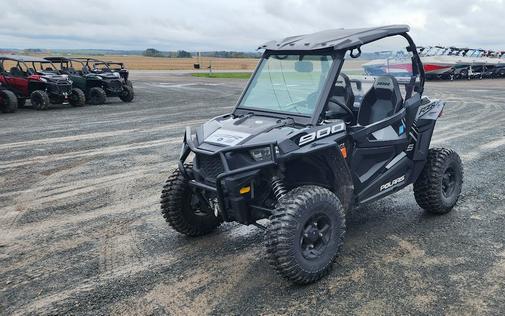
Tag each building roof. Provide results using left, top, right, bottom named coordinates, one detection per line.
left=259, top=25, right=410, bottom=51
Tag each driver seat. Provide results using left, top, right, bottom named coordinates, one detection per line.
left=10, top=67, right=24, bottom=77
left=326, top=73, right=355, bottom=121
left=357, top=75, right=403, bottom=126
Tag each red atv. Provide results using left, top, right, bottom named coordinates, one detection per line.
left=0, top=55, right=85, bottom=110
left=0, top=81, right=17, bottom=113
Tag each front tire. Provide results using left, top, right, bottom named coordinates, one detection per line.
left=414, top=148, right=463, bottom=214
left=160, top=166, right=221, bottom=236
left=69, top=88, right=86, bottom=107
left=87, top=87, right=106, bottom=105
left=0, top=89, right=18, bottom=113
left=265, top=185, right=346, bottom=284
left=119, top=85, right=134, bottom=102
left=30, top=90, right=50, bottom=110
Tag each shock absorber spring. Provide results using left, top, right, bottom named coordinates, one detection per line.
left=271, top=176, right=288, bottom=201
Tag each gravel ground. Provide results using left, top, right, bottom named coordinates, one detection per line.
left=1, top=73, right=504, bottom=315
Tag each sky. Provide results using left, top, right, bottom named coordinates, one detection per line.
left=1, top=0, right=504, bottom=51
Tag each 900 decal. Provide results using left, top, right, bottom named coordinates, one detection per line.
left=298, top=123, right=345, bottom=146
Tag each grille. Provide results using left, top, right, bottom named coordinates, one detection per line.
left=197, top=154, right=224, bottom=181
left=107, top=79, right=123, bottom=92
left=48, top=83, right=71, bottom=94
left=59, top=84, right=72, bottom=93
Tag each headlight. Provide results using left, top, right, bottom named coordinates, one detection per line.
left=113, top=72, right=120, bottom=78
left=40, top=77, right=47, bottom=83
left=250, top=146, right=272, bottom=162
left=68, top=80, right=73, bottom=84
left=96, top=76, right=103, bottom=80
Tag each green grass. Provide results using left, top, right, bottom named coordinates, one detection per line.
left=191, top=72, right=252, bottom=79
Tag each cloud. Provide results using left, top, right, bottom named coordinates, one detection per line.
left=1, top=0, right=504, bottom=50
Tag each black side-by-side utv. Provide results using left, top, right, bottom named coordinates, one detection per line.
left=160, top=25, right=464, bottom=284
left=64, top=58, right=134, bottom=104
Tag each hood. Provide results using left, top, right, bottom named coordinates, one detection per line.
left=89, top=72, right=120, bottom=80
left=195, top=114, right=301, bottom=152
left=34, top=72, right=71, bottom=83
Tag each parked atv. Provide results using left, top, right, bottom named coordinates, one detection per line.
left=62, top=58, right=134, bottom=104
left=90, top=60, right=132, bottom=88
left=0, top=82, right=17, bottom=113
left=0, top=55, right=84, bottom=110
left=160, top=25, right=464, bottom=284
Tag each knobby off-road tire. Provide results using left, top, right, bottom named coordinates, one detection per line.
left=119, top=85, right=134, bottom=103
left=87, top=87, right=107, bottom=105
left=414, top=148, right=463, bottom=214
left=69, top=88, right=86, bottom=107
left=160, top=166, right=221, bottom=236
left=265, top=185, right=346, bottom=284
left=30, top=90, right=50, bottom=110
left=0, top=89, right=18, bottom=113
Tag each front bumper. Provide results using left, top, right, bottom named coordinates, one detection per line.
left=104, top=79, right=124, bottom=94
left=180, top=127, right=276, bottom=224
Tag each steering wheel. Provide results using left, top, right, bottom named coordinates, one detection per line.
left=327, top=97, right=355, bottom=123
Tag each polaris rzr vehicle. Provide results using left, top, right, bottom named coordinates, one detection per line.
left=0, top=55, right=84, bottom=110
left=91, top=60, right=132, bottom=87
left=0, top=81, right=17, bottom=113
left=160, top=25, right=464, bottom=284
left=65, top=58, right=134, bottom=104
left=45, top=57, right=133, bottom=105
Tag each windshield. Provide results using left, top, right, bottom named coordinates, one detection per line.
left=238, top=54, right=334, bottom=116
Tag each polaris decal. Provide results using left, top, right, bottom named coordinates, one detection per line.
left=417, top=100, right=444, bottom=120
left=298, top=123, right=345, bottom=146
left=205, top=129, right=250, bottom=146
left=380, top=175, right=405, bottom=191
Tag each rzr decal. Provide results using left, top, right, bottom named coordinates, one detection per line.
left=298, top=123, right=345, bottom=146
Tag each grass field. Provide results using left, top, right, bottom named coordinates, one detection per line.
left=23, top=53, right=367, bottom=71
left=32, top=55, right=260, bottom=71
left=191, top=72, right=251, bottom=79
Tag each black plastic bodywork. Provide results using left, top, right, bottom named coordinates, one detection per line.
left=176, top=26, right=439, bottom=226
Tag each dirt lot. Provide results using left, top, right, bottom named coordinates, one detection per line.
left=1, top=74, right=505, bottom=315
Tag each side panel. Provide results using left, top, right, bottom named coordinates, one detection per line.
left=2, top=74, right=29, bottom=96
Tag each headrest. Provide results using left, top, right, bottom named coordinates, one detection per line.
left=373, top=75, right=398, bottom=91
left=335, top=73, right=351, bottom=89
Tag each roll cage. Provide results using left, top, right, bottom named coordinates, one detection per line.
left=0, top=55, right=59, bottom=76
left=232, top=26, right=425, bottom=127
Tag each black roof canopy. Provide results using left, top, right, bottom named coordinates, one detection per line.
left=44, top=57, right=72, bottom=63
left=259, top=25, right=410, bottom=51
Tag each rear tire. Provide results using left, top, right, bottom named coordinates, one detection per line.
left=119, top=85, right=134, bottom=102
left=0, top=89, right=18, bottom=113
left=69, top=88, right=86, bottom=107
left=30, top=90, right=50, bottom=110
left=160, top=166, right=221, bottom=236
left=414, top=148, right=463, bottom=214
left=265, top=185, right=346, bottom=284
left=87, top=87, right=106, bottom=105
